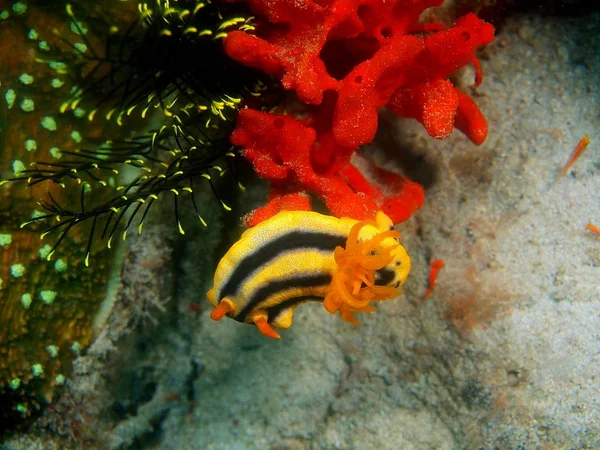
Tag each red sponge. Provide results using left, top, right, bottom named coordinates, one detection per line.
left=225, top=0, right=494, bottom=224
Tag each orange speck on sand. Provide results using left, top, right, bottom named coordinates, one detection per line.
left=472, top=58, right=483, bottom=87
left=534, top=127, right=565, bottom=140
left=560, top=136, right=590, bottom=177
left=423, top=259, right=445, bottom=299
left=188, top=303, right=203, bottom=313
left=586, top=223, right=600, bottom=236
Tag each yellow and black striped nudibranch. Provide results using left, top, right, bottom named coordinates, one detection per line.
left=206, top=210, right=411, bottom=339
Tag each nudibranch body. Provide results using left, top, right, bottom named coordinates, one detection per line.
left=207, top=211, right=410, bottom=338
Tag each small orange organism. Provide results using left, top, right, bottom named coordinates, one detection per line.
left=560, top=136, right=590, bottom=177
left=586, top=223, right=600, bottom=236
left=423, top=259, right=445, bottom=299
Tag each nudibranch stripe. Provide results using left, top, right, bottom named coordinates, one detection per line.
left=206, top=210, right=410, bottom=338
left=217, top=231, right=347, bottom=301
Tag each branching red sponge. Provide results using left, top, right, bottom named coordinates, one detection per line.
left=225, top=0, right=494, bottom=225
left=231, top=110, right=425, bottom=226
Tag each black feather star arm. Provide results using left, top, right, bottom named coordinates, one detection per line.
left=3, top=0, right=281, bottom=262
left=52, top=1, right=268, bottom=123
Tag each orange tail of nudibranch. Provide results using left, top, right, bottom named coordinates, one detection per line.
left=210, top=298, right=281, bottom=339
left=210, top=298, right=235, bottom=321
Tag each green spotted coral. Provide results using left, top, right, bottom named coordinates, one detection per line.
left=0, top=0, right=279, bottom=433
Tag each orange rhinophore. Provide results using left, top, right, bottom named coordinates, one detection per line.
left=560, top=136, right=590, bottom=177
left=586, top=223, right=600, bottom=236
left=423, top=259, right=445, bottom=299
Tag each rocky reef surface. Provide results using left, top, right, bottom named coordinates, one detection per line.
left=3, top=8, right=599, bottom=450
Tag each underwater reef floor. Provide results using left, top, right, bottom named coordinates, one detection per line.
left=3, top=9, right=600, bottom=450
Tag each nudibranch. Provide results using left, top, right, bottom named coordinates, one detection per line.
left=206, top=210, right=410, bottom=338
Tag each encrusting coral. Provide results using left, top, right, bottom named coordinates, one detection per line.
left=224, top=0, right=494, bottom=226
left=0, top=2, right=140, bottom=433
left=0, top=0, right=277, bottom=434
